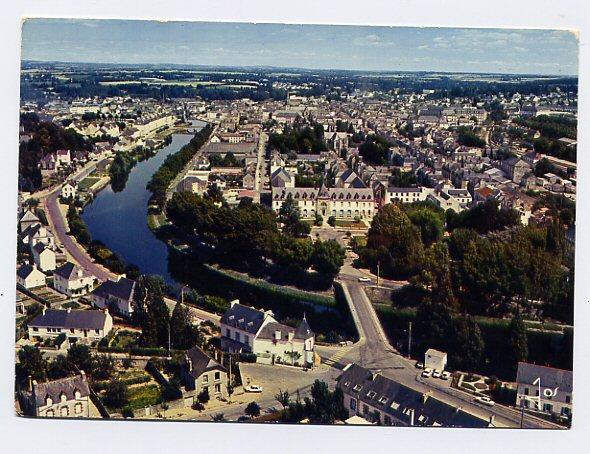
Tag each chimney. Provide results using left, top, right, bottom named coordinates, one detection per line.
left=274, top=330, right=281, bottom=340
left=80, top=370, right=86, bottom=380
left=409, top=408, right=415, bottom=426
left=28, top=375, right=33, bottom=392
left=422, top=391, right=431, bottom=404
left=42, top=305, right=47, bottom=316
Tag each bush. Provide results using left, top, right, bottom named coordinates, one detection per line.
left=191, top=401, right=205, bottom=411
left=197, top=389, right=210, bottom=404
left=122, top=406, right=134, bottom=418
left=238, top=352, right=257, bottom=363
left=327, top=216, right=336, bottom=227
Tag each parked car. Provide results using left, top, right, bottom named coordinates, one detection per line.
left=432, top=369, right=442, bottom=379
left=474, top=396, right=495, bottom=407
left=237, top=416, right=251, bottom=422
left=415, top=361, right=424, bottom=369
left=358, top=277, right=372, bottom=283
left=441, top=371, right=451, bottom=380
left=421, top=368, right=433, bottom=378
left=245, top=384, right=263, bottom=393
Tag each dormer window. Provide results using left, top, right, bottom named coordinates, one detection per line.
left=74, top=389, right=81, bottom=400
left=46, top=395, right=53, bottom=407
left=367, top=391, right=377, bottom=399
left=353, top=384, right=362, bottom=392
left=60, top=392, right=67, bottom=403
left=378, top=396, right=388, bottom=404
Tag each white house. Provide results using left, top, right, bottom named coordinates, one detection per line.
left=32, top=243, right=57, bottom=272
left=181, top=345, right=229, bottom=401
left=17, top=264, right=46, bottom=289
left=53, top=262, right=95, bottom=297
left=516, top=362, right=572, bottom=420
left=61, top=181, right=77, bottom=199
left=25, top=373, right=91, bottom=418
left=91, top=276, right=136, bottom=317
left=28, top=307, right=113, bottom=344
left=220, top=300, right=315, bottom=368
left=424, top=349, right=447, bottom=372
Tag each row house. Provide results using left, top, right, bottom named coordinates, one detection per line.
left=28, top=307, right=113, bottom=344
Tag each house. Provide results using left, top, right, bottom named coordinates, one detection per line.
left=31, top=242, right=56, bottom=272
left=91, top=276, right=136, bottom=317
left=220, top=300, right=315, bottom=368
left=424, top=349, right=447, bottom=372
left=22, top=372, right=91, bottom=417
left=335, top=169, right=366, bottom=189
left=61, top=181, right=77, bottom=199
left=385, top=187, right=429, bottom=205
left=337, top=364, right=493, bottom=427
left=270, top=167, right=295, bottom=188
left=28, top=307, right=113, bottom=344
left=19, top=209, right=41, bottom=234
left=53, top=262, right=95, bottom=297
left=181, top=345, right=229, bottom=400
left=500, top=157, right=531, bottom=184
left=26, top=225, right=55, bottom=249
left=17, top=264, right=46, bottom=289
left=56, top=149, right=71, bottom=166
left=515, top=362, right=572, bottom=420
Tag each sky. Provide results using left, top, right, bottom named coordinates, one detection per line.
left=21, top=19, right=579, bottom=75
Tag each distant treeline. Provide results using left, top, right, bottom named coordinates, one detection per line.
left=146, top=124, right=213, bottom=210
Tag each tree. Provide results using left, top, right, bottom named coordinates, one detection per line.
left=205, top=183, right=224, bottom=203
left=104, top=380, right=129, bottom=409
left=275, top=389, right=291, bottom=409
left=451, top=315, right=484, bottom=371
left=508, top=311, right=528, bottom=373
left=415, top=301, right=454, bottom=352
left=418, top=242, right=458, bottom=311
left=67, top=343, right=93, bottom=374
left=169, top=302, right=198, bottom=350
left=47, top=354, right=72, bottom=380
left=366, top=204, right=424, bottom=279
left=17, top=346, right=48, bottom=383
left=92, top=354, right=115, bottom=381
left=304, top=380, right=348, bottom=424
left=310, top=239, right=346, bottom=279
left=245, top=401, right=261, bottom=418
left=405, top=206, right=444, bottom=247
left=197, top=389, right=210, bottom=404
left=211, top=413, right=226, bottom=422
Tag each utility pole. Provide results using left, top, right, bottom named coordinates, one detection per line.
left=377, top=261, right=380, bottom=288
left=167, top=321, right=171, bottom=360
left=407, top=322, right=412, bottom=359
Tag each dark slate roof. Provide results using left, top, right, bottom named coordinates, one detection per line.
left=92, top=277, right=135, bottom=301
left=517, top=362, right=573, bottom=393
left=337, top=364, right=490, bottom=428
left=295, top=316, right=314, bottom=339
left=388, top=186, right=422, bottom=193
left=33, top=374, right=90, bottom=407
left=220, top=302, right=267, bottom=334
left=29, top=309, right=108, bottom=330
left=32, top=242, right=47, bottom=254
left=54, top=262, right=88, bottom=280
left=184, top=346, right=227, bottom=379
left=17, top=264, right=40, bottom=279
left=257, top=321, right=295, bottom=340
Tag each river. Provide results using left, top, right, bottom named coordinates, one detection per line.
left=81, top=129, right=202, bottom=286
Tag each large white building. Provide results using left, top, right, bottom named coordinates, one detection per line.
left=53, top=262, right=95, bottom=297
left=28, top=307, right=113, bottom=344
left=220, top=300, right=315, bottom=368
left=272, top=185, right=376, bottom=222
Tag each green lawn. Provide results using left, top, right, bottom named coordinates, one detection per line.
left=61, top=301, right=81, bottom=309
left=78, top=177, right=100, bottom=191
left=127, top=383, right=163, bottom=410
left=111, top=330, right=140, bottom=349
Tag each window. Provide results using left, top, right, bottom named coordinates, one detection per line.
left=33, top=327, right=39, bottom=332
left=543, top=403, right=553, bottom=413
left=70, top=328, right=75, bottom=334
left=378, top=396, right=388, bottom=405
left=95, top=329, right=100, bottom=334
left=215, top=384, right=221, bottom=393
left=45, top=409, right=55, bottom=417
left=74, top=402, right=83, bottom=414
left=566, top=395, right=571, bottom=404
left=524, top=387, right=529, bottom=396
left=60, top=406, right=69, bottom=416
left=202, top=375, right=209, bottom=383
left=366, top=391, right=377, bottom=399
left=362, top=405, right=369, bottom=415
left=225, top=328, right=230, bottom=337
left=343, top=381, right=350, bottom=387
left=350, top=399, right=356, bottom=411
left=384, top=415, right=392, bottom=426
left=214, top=372, right=220, bottom=381
left=352, top=384, right=362, bottom=392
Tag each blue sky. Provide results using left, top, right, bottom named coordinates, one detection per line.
left=21, top=19, right=578, bottom=75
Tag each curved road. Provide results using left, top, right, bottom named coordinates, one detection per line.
left=335, top=274, right=561, bottom=429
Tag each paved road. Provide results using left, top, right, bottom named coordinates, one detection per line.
left=334, top=274, right=561, bottom=429
left=44, top=191, right=115, bottom=282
